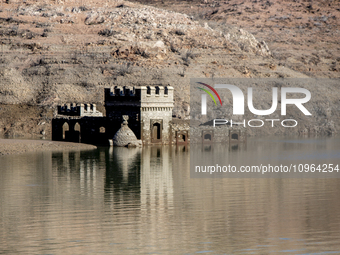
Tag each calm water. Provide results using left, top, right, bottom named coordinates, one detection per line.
left=0, top=137, right=340, bottom=254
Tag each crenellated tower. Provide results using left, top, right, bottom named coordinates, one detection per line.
left=104, top=85, right=174, bottom=144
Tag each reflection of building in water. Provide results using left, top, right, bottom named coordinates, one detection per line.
left=104, top=147, right=142, bottom=206
left=108, top=147, right=141, bottom=183
left=52, top=150, right=106, bottom=197
left=104, top=146, right=174, bottom=214
left=104, top=146, right=174, bottom=248
left=140, top=146, right=174, bottom=211
left=2, top=139, right=340, bottom=254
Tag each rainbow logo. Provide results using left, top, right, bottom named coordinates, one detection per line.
left=196, top=82, right=222, bottom=106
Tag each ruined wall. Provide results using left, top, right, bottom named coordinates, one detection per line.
left=58, top=103, right=103, bottom=117
left=52, top=116, right=108, bottom=145
left=170, top=119, right=190, bottom=145
left=190, top=126, right=247, bottom=144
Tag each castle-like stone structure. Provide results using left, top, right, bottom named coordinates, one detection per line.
left=52, top=86, right=245, bottom=146
left=53, top=85, right=187, bottom=146
left=104, top=85, right=174, bottom=144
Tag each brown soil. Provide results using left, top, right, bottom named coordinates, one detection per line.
left=0, top=0, right=339, bottom=138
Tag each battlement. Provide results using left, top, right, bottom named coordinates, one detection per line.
left=57, top=103, right=103, bottom=117
left=105, top=85, right=174, bottom=104
left=105, top=86, right=139, bottom=97
left=141, top=85, right=173, bottom=98
left=140, top=86, right=174, bottom=107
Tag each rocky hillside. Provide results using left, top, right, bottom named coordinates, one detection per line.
left=132, top=0, right=340, bottom=77
left=0, top=0, right=338, bottom=138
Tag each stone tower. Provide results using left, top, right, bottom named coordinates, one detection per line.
left=104, top=85, right=174, bottom=145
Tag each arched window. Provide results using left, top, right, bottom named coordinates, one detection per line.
left=74, top=122, right=81, bottom=132
left=204, top=134, right=212, bottom=141
left=231, top=133, right=239, bottom=140
left=62, top=122, right=69, bottom=140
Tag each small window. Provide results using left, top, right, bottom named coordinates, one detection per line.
left=155, top=86, right=160, bottom=95
left=99, top=127, right=106, bottom=133
left=231, top=133, right=239, bottom=140
left=164, top=87, right=168, bottom=95
left=147, top=86, right=151, bottom=95
left=204, top=134, right=212, bottom=140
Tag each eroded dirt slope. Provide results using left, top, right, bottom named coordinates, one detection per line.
left=0, top=0, right=338, bottom=138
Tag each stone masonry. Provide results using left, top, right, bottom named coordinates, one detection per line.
left=52, top=86, right=245, bottom=146
left=104, top=85, right=174, bottom=145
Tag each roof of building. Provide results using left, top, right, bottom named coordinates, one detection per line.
left=113, top=116, right=138, bottom=147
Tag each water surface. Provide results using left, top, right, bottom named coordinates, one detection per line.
left=0, top=137, right=340, bottom=254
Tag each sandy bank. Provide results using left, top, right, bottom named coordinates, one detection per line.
left=0, top=139, right=97, bottom=156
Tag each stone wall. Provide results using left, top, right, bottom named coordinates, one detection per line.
left=58, top=103, right=103, bottom=117
left=52, top=116, right=108, bottom=145
left=190, top=125, right=246, bottom=144
left=53, top=87, right=246, bottom=146
left=141, top=107, right=173, bottom=145
left=140, top=86, right=174, bottom=107
left=140, top=86, right=174, bottom=145
left=104, top=85, right=174, bottom=145
left=170, top=119, right=190, bottom=145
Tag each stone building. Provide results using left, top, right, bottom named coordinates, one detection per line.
left=52, top=86, right=245, bottom=146
left=104, top=85, right=174, bottom=145
left=52, top=85, right=178, bottom=146
left=52, top=103, right=107, bottom=144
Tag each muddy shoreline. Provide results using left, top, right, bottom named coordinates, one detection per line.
left=0, top=139, right=97, bottom=156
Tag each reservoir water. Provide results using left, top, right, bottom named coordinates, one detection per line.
left=0, top=137, right=340, bottom=254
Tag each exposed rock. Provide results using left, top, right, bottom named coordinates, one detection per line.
left=85, top=12, right=105, bottom=25
left=223, top=28, right=271, bottom=56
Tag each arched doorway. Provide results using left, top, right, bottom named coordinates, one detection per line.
left=74, top=122, right=81, bottom=143
left=152, top=123, right=161, bottom=141
left=202, top=131, right=213, bottom=143
left=229, top=130, right=242, bottom=144
left=176, top=131, right=188, bottom=145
